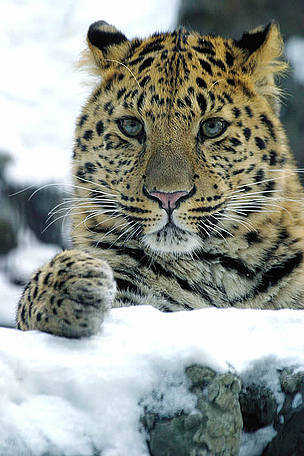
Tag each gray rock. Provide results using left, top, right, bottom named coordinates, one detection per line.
left=0, top=216, right=17, bottom=255
left=143, top=365, right=242, bottom=456
left=240, top=383, right=277, bottom=432
left=262, top=369, right=304, bottom=455
left=280, top=368, right=304, bottom=395
left=262, top=405, right=304, bottom=455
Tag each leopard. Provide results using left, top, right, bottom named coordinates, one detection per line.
left=17, top=20, right=304, bottom=338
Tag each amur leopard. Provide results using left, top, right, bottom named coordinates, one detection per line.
left=17, top=20, right=304, bottom=338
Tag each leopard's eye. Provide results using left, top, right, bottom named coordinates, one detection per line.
left=199, top=118, right=228, bottom=139
left=118, top=117, right=144, bottom=138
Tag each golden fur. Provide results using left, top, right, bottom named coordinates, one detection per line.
left=17, top=21, right=304, bottom=338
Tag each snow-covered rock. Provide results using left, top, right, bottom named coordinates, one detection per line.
left=1, top=306, right=304, bottom=455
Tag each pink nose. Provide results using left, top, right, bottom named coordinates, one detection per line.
left=149, top=190, right=189, bottom=211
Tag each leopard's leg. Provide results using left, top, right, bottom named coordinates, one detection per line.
left=17, top=249, right=116, bottom=338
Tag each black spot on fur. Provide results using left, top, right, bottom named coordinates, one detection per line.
left=260, top=113, right=276, bottom=140
left=223, top=93, right=233, bottom=104
left=139, top=57, right=154, bottom=72
left=227, top=78, right=236, bottom=86
left=245, top=231, right=261, bottom=245
left=269, top=150, right=278, bottom=166
left=196, top=93, right=207, bottom=115
left=78, top=115, right=88, bottom=128
left=140, top=75, right=151, bottom=87
left=104, top=101, right=114, bottom=115
left=255, top=137, right=266, bottom=150
left=196, top=77, right=207, bottom=89
left=137, top=94, right=145, bottom=112
left=243, top=128, right=251, bottom=141
left=77, top=167, right=86, bottom=180
left=255, top=168, right=265, bottom=183
left=232, top=107, right=241, bottom=118
left=208, top=57, right=226, bottom=72
left=83, top=130, right=93, bottom=140
left=117, top=88, right=126, bottom=99
left=85, top=162, right=97, bottom=174
left=220, top=256, right=255, bottom=278
left=199, top=59, right=213, bottom=76
left=225, top=51, right=234, bottom=67
left=257, top=252, right=303, bottom=293
left=139, top=41, right=164, bottom=57
left=184, top=96, right=192, bottom=107
left=177, top=99, right=185, bottom=108
left=96, top=121, right=104, bottom=136
left=231, top=137, right=242, bottom=147
left=245, top=106, right=253, bottom=117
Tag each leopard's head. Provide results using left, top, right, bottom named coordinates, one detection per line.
left=72, top=21, right=290, bottom=256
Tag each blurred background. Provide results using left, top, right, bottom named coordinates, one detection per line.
left=0, top=0, right=303, bottom=326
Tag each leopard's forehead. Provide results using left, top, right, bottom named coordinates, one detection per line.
left=97, top=30, right=244, bottom=128
left=128, top=29, right=232, bottom=66
left=124, top=30, right=236, bottom=88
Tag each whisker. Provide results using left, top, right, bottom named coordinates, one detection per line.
left=9, top=183, right=37, bottom=197
left=229, top=189, right=281, bottom=200
left=220, top=213, right=257, bottom=232
left=105, top=59, right=141, bottom=88
left=198, top=221, right=211, bottom=238
left=234, top=173, right=293, bottom=191
left=72, top=177, right=118, bottom=198
left=210, top=215, right=234, bottom=237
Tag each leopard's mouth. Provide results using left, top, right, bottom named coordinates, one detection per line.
left=156, top=221, right=188, bottom=237
left=142, top=220, right=202, bottom=255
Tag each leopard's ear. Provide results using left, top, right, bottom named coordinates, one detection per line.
left=234, top=22, right=288, bottom=115
left=79, top=21, right=130, bottom=74
left=87, top=21, right=130, bottom=66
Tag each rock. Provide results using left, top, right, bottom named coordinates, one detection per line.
left=0, top=216, right=17, bottom=255
left=262, top=369, right=304, bottom=455
left=262, top=406, right=304, bottom=455
left=143, top=365, right=242, bottom=456
left=0, top=152, right=18, bottom=255
left=7, top=183, right=67, bottom=248
left=240, top=383, right=277, bottom=432
left=280, top=368, right=304, bottom=395
left=1, top=149, right=67, bottom=250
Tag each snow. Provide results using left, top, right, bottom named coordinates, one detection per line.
left=0, top=273, right=20, bottom=328
left=2, top=1, right=304, bottom=454
left=0, top=0, right=180, bottom=185
left=0, top=306, right=304, bottom=455
left=239, top=425, right=277, bottom=456
left=5, top=231, right=60, bottom=284
left=292, top=392, right=303, bottom=409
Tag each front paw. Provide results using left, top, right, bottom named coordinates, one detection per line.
left=17, top=250, right=116, bottom=338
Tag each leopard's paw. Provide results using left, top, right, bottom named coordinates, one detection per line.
left=17, top=249, right=116, bottom=338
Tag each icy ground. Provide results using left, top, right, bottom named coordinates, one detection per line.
left=0, top=306, right=304, bottom=456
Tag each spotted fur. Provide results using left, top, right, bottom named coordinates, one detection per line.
left=17, top=21, right=304, bottom=337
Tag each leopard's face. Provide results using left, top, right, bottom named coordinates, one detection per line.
left=72, top=22, right=289, bottom=255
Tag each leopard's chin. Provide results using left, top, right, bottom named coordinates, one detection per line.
left=142, top=223, right=201, bottom=255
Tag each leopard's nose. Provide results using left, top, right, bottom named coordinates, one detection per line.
left=143, top=186, right=195, bottom=212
